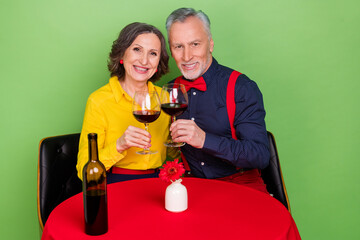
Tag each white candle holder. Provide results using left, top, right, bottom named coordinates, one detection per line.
left=165, top=179, right=188, bottom=212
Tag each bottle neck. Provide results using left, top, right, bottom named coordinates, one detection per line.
left=88, top=134, right=99, bottom=161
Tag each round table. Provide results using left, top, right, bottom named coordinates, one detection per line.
left=41, top=177, right=300, bottom=240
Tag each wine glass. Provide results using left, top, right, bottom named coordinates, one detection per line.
left=132, top=91, right=161, bottom=155
left=160, top=83, right=188, bottom=147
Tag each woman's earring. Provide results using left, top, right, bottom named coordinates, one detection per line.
left=120, top=60, right=123, bottom=64
left=155, top=69, right=158, bottom=72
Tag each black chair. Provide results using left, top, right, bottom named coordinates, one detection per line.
left=261, top=131, right=291, bottom=212
left=37, top=133, right=82, bottom=230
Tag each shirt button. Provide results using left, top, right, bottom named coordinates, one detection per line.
left=191, top=117, right=195, bottom=121
left=200, top=162, right=205, bottom=166
left=193, top=92, right=197, bottom=95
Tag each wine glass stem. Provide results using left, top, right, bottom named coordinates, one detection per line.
left=144, top=123, right=149, bottom=151
left=169, top=116, right=176, bottom=144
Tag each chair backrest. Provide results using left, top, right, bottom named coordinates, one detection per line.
left=37, top=133, right=82, bottom=230
left=261, top=131, right=291, bottom=212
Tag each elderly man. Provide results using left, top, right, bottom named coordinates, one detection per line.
left=166, top=8, right=270, bottom=193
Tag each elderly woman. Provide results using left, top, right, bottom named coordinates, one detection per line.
left=77, top=22, right=175, bottom=183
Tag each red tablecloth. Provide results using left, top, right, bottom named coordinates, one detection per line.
left=41, top=177, right=300, bottom=240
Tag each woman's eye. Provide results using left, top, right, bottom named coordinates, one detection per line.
left=133, top=47, right=140, bottom=51
left=150, top=52, right=158, bottom=56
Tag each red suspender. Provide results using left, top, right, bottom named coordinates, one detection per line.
left=180, top=152, right=191, bottom=173
left=227, top=71, right=261, bottom=174
left=226, top=71, right=242, bottom=140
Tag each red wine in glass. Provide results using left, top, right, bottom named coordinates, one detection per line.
left=161, top=103, right=188, bottom=117
left=133, top=110, right=160, bottom=123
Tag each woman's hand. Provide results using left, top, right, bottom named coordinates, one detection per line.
left=116, top=126, right=151, bottom=152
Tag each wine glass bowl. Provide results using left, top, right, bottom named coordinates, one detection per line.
left=161, top=103, right=188, bottom=117
left=160, top=83, right=188, bottom=147
left=132, top=91, right=161, bottom=155
left=133, top=109, right=161, bottom=123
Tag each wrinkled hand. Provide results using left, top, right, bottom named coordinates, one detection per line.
left=116, top=126, right=151, bottom=152
left=170, top=119, right=205, bottom=148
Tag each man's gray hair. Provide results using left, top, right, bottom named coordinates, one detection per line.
left=166, top=8, right=212, bottom=39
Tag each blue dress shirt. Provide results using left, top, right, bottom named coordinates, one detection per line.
left=175, top=58, right=270, bottom=179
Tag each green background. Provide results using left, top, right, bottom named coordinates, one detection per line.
left=1, top=0, right=359, bottom=239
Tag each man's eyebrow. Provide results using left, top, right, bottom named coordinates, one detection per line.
left=172, top=39, right=201, bottom=45
left=189, top=39, right=201, bottom=43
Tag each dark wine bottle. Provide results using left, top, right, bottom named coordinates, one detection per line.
left=82, top=133, right=108, bottom=235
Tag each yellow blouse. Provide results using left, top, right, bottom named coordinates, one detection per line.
left=76, top=76, right=171, bottom=180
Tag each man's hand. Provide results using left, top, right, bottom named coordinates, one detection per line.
left=116, top=126, right=151, bottom=152
left=170, top=119, right=205, bottom=148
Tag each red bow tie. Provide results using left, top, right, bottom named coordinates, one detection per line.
left=175, top=76, right=207, bottom=92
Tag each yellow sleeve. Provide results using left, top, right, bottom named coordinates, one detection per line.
left=76, top=96, right=127, bottom=180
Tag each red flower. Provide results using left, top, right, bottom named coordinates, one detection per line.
left=159, top=159, right=185, bottom=183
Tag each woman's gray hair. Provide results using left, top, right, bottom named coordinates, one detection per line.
left=166, top=8, right=211, bottom=39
